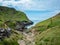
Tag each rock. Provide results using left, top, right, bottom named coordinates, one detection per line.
left=18, top=40, right=26, bottom=45
left=0, top=27, right=12, bottom=40
left=15, top=21, right=33, bottom=32
left=0, top=28, right=5, bottom=33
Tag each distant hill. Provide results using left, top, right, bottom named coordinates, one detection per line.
left=34, top=13, right=60, bottom=45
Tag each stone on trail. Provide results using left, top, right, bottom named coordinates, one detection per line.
left=18, top=40, right=26, bottom=45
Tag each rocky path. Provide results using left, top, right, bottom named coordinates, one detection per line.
left=18, top=31, right=35, bottom=45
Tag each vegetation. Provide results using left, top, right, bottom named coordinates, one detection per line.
left=0, top=30, right=23, bottom=45
left=0, top=6, right=29, bottom=21
left=34, top=13, right=60, bottom=45
left=0, top=6, right=60, bottom=45
left=0, top=6, right=31, bottom=45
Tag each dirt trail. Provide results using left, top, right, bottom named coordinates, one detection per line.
left=18, top=30, right=35, bottom=45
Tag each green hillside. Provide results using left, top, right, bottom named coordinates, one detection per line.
left=34, top=13, right=60, bottom=32
left=34, top=13, right=60, bottom=45
left=0, top=6, right=30, bottom=28
left=0, top=6, right=30, bottom=45
left=0, top=6, right=29, bottom=21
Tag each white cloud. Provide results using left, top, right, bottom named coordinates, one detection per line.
left=0, top=0, right=35, bottom=10
left=0, top=0, right=60, bottom=11
left=0, top=0, right=3, bottom=1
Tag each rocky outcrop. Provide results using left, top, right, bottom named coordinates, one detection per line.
left=0, top=28, right=11, bottom=40
left=0, top=20, right=33, bottom=41
left=15, top=21, right=33, bottom=32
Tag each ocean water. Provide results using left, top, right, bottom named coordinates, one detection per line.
left=31, top=20, right=40, bottom=26
left=24, top=11, right=59, bottom=26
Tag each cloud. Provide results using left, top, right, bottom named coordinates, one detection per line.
left=0, top=0, right=60, bottom=11
left=0, top=0, right=34, bottom=10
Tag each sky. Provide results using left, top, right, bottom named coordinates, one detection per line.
left=0, top=0, right=60, bottom=11
left=0, top=0, right=60, bottom=25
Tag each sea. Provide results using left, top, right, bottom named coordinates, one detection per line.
left=24, top=10, right=59, bottom=27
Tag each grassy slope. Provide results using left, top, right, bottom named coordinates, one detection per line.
left=34, top=13, right=60, bottom=45
left=0, top=30, right=23, bottom=45
left=0, top=6, right=29, bottom=28
left=34, top=13, right=60, bottom=32
left=0, top=6, right=29, bottom=45
left=36, top=13, right=60, bottom=26
left=0, top=6, right=29, bottom=21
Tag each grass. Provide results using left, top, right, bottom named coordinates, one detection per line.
left=0, top=6, right=30, bottom=45
left=0, top=6, right=29, bottom=21
left=34, top=13, right=60, bottom=45
left=0, top=29, right=23, bottom=45
left=34, top=13, right=60, bottom=32
left=35, top=26, right=60, bottom=45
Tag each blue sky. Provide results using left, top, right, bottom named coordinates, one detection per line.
left=0, top=0, right=60, bottom=11
left=0, top=0, right=60, bottom=25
